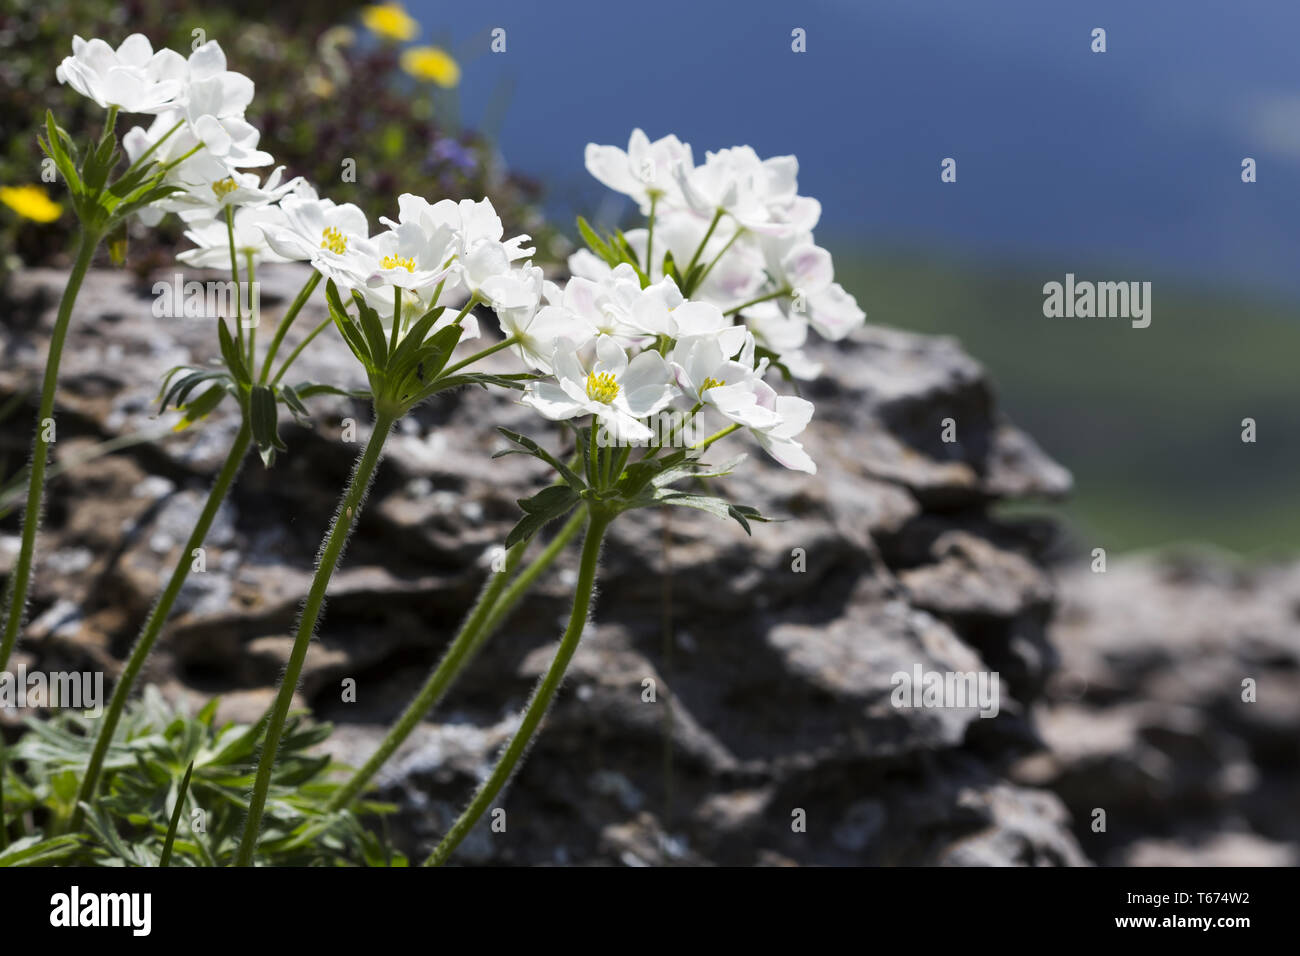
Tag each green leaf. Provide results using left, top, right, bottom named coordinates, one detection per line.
left=652, top=492, right=772, bottom=535
left=577, top=216, right=620, bottom=267
left=217, top=319, right=251, bottom=384
left=386, top=305, right=447, bottom=372
left=518, top=484, right=578, bottom=515
left=0, top=834, right=82, bottom=867
left=351, top=291, right=389, bottom=369
left=504, top=487, right=578, bottom=548
left=250, top=384, right=286, bottom=467
left=159, top=760, right=194, bottom=867
left=325, top=280, right=372, bottom=367
left=496, top=427, right=586, bottom=489
left=174, top=384, right=227, bottom=432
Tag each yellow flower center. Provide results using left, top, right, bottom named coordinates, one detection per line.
left=321, top=226, right=348, bottom=254
left=585, top=371, right=620, bottom=404
left=700, top=376, right=725, bottom=393
left=211, top=177, right=239, bottom=198
left=382, top=254, right=416, bottom=272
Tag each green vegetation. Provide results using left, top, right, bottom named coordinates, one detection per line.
left=836, top=250, right=1300, bottom=556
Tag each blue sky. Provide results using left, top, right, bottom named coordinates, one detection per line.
left=409, top=0, right=1300, bottom=299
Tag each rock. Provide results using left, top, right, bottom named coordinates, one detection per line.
left=1, top=264, right=1096, bottom=865
left=1030, top=552, right=1300, bottom=866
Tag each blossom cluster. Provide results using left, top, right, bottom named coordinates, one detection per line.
left=58, top=36, right=862, bottom=477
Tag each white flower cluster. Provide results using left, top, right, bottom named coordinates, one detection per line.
left=500, top=129, right=868, bottom=474
left=57, top=35, right=858, bottom=476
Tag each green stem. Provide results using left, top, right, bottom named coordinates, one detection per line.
left=440, top=333, right=520, bottom=378
left=122, top=119, right=183, bottom=178
left=69, top=423, right=253, bottom=831
left=0, top=229, right=99, bottom=673
left=390, top=286, right=402, bottom=354
left=234, top=409, right=396, bottom=866
left=588, top=420, right=601, bottom=488
left=327, top=508, right=587, bottom=810
left=691, top=422, right=741, bottom=453
left=724, top=286, right=790, bottom=318
left=448, top=292, right=480, bottom=329
left=259, top=271, right=321, bottom=383
left=691, top=226, right=743, bottom=293
left=425, top=505, right=613, bottom=866
left=244, top=251, right=256, bottom=369
left=270, top=315, right=332, bottom=387
left=645, top=194, right=658, bottom=277
left=683, top=209, right=724, bottom=277
left=225, top=206, right=243, bottom=357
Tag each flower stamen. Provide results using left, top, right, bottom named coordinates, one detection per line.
left=585, top=371, right=620, bottom=404
left=700, top=376, right=725, bottom=393
left=321, top=226, right=348, bottom=254
left=381, top=254, right=416, bottom=272
left=211, top=177, right=239, bottom=198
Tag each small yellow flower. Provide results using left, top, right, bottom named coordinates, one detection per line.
left=400, top=46, right=461, bottom=88
left=0, top=184, right=62, bottom=223
left=361, top=3, right=419, bottom=42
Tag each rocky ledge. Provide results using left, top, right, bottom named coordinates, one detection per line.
left=4, top=263, right=1290, bottom=866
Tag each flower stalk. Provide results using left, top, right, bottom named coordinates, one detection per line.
left=425, top=504, right=612, bottom=866
left=0, top=228, right=100, bottom=674
left=235, top=409, right=397, bottom=865
left=327, top=507, right=587, bottom=810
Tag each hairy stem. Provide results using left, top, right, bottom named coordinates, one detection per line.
left=235, top=410, right=396, bottom=865
left=425, top=506, right=612, bottom=866
left=69, top=423, right=253, bottom=831
left=327, top=508, right=587, bottom=810
left=0, top=230, right=99, bottom=673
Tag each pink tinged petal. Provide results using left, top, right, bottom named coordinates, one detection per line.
left=755, top=434, right=817, bottom=474
left=808, top=284, right=865, bottom=341
left=782, top=243, right=833, bottom=292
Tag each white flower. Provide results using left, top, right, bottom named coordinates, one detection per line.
left=585, top=129, right=694, bottom=213
left=479, top=265, right=586, bottom=373
left=55, top=34, right=183, bottom=114
left=755, top=233, right=865, bottom=341
left=337, top=224, right=466, bottom=334
left=161, top=166, right=301, bottom=223
left=381, top=195, right=532, bottom=300
left=674, top=145, right=820, bottom=237
left=523, top=336, right=677, bottom=443
left=176, top=205, right=293, bottom=269
left=740, top=302, right=822, bottom=380
left=750, top=385, right=817, bottom=474
left=260, top=184, right=371, bottom=282
left=670, top=333, right=780, bottom=430
left=123, top=109, right=273, bottom=224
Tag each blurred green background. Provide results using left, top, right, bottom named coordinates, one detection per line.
left=836, top=249, right=1300, bottom=557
